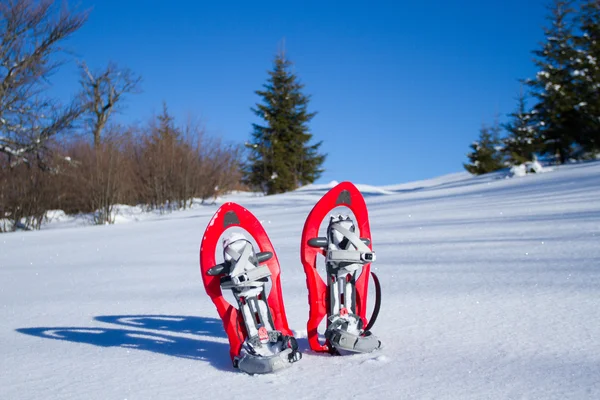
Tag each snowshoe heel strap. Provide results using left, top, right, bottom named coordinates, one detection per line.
left=308, top=237, right=370, bottom=248
left=327, top=249, right=376, bottom=264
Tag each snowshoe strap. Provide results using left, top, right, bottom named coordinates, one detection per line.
left=331, top=224, right=372, bottom=252
left=364, top=271, right=381, bottom=332
left=327, top=249, right=375, bottom=264
left=219, top=240, right=272, bottom=288
left=225, top=241, right=254, bottom=276
left=328, top=224, right=376, bottom=263
left=206, top=251, right=273, bottom=277
left=309, top=237, right=371, bottom=248
left=220, top=265, right=271, bottom=289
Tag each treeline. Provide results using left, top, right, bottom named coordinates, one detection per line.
left=0, top=106, right=242, bottom=231
left=0, top=1, right=242, bottom=232
left=465, top=0, right=600, bottom=174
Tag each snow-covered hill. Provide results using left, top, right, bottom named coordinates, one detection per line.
left=1, top=162, right=599, bottom=399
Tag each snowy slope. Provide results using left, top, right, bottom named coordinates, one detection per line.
left=1, top=162, right=599, bottom=400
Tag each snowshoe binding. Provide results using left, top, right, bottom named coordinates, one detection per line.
left=200, top=203, right=301, bottom=374
left=301, top=182, right=382, bottom=354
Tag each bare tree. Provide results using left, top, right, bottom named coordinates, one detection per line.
left=0, top=0, right=88, bottom=166
left=198, top=138, right=243, bottom=203
left=0, top=147, right=64, bottom=232
left=130, top=108, right=245, bottom=211
left=63, top=132, right=133, bottom=225
left=79, top=61, right=141, bottom=148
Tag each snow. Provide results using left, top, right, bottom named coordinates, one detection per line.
left=509, top=164, right=528, bottom=177
left=44, top=210, right=69, bottom=223
left=545, top=83, right=562, bottom=91
left=298, top=180, right=395, bottom=196
left=508, top=161, right=552, bottom=177
left=1, top=162, right=600, bottom=399
left=537, top=70, right=550, bottom=79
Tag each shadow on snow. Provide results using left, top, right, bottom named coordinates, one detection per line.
left=16, top=315, right=233, bottom=372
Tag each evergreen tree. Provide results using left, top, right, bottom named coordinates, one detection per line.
left=464, top=122, right=504, bottom=175
left=503, top=88, right=539, bottom=164
left=245, top=52, right=326, bottom=194
left=528, top=0, right=581, bottom=163
left=574, top=0, right=600, bottom=154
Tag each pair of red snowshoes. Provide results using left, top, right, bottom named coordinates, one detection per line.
left=199, top=182, right=382, bottom=374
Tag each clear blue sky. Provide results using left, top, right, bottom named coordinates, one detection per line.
left=55, top=0, right=548, bottom=185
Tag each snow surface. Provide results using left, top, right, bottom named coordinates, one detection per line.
left=509, top=161, right=552, bottom=178
left=1, top=162, right=600, bottom=399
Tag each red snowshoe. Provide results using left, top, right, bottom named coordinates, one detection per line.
left=200, top=202, right=301, bottom=374
left=300, top=182, right=382, bottom=354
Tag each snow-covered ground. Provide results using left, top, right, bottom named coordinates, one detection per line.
left=1, top=162, right=599, bottom=399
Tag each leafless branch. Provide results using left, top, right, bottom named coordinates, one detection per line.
left=0, top=0, right=88, bottom=164
left=78, top=61, right=141, bottom=148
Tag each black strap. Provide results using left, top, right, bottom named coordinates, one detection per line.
left=364, top=272, right=381, bottom=332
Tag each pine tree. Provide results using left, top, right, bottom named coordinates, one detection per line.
left=503, top=88, right=539, bottom=164
left=464, top=123, right=505, bottom=175
left=574, top=0, right=600, bottom=154
left=245, top=52, right=326, bottom=194
left=528, top=0, right=581, bottom=164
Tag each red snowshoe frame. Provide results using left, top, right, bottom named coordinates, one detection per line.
left=301, top=182, right=376, bottom=353
left=200, top=202, right=293, bottom=361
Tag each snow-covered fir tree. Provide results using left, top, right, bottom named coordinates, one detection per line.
left=527, top=0, right=581, bottom=163
left=464, top=122, right=505, bottom=175
left=503, top=88, right=539, bottom=164
left=574, top=0, right=600, bottom=154
left=245, top=52, right=326, bottom=195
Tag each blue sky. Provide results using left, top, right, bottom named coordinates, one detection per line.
left=54, top=0, right=548, bottom=185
